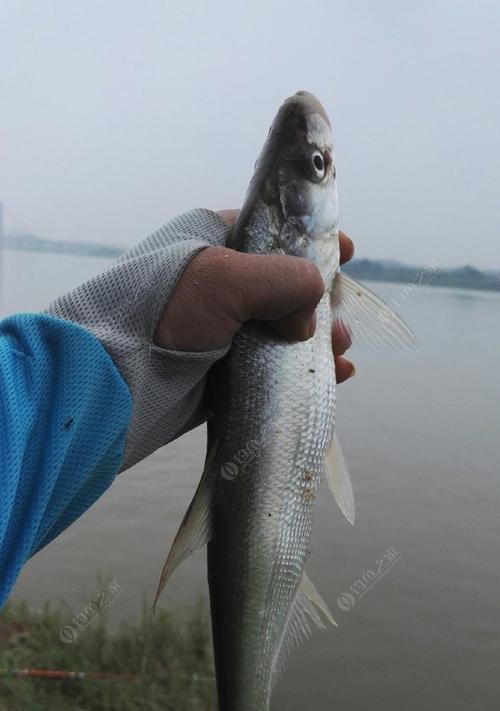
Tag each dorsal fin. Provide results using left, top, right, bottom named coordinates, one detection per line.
left=153, top=439, right=218, bottom=610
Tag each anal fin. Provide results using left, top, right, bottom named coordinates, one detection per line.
left=274, top=571, right=336, bottom=680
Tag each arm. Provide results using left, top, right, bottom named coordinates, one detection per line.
left=0, top=209, right=355, bottom=607
left=0, top=313, right=131, bottom=606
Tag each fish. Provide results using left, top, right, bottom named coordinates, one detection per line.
left=154, top=91, right=416, bottom=710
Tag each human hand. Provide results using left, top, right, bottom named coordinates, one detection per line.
left=154, top=210, right=355, bottom=383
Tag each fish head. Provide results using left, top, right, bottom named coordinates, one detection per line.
left=231, top=91, right=340, bottom=284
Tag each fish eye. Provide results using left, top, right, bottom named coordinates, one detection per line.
left=313, top=153, right=324, bottom=172
left=310, top=150, right=326, bottom=181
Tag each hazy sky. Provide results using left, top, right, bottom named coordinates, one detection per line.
left=1, top=1, right=499, bottom=268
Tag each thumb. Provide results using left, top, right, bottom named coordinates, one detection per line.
left=155, top=247, right=324, bottom=351
left=231, top=251, right=324, bottom=341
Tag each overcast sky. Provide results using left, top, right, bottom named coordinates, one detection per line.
left=1, top=0, right=498, bottom=268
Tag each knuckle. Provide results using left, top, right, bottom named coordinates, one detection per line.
left=195, top=246, right=238, bottom=288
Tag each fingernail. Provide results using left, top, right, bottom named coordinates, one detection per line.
left=348, top=363, right=356, bottom=379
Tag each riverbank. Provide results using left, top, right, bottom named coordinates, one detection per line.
left=0, top=597, right=216, bottom=711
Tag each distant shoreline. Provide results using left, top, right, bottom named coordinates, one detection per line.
left=3, top=233, right=124, bottom=259
left=4, top=233, right=500, bottom=293
left=343, top=258, right=500, bottom=293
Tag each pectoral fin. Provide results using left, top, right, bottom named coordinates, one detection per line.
left=325, top=434, right=355, bottom=525
left=153, top=439, right=218, bottom=610
left=331, top=271, right=417, bottom=351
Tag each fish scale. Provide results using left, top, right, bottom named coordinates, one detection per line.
left=154, top=91, right=416, bottom=711
left=207, top=295, right=335, bottom=709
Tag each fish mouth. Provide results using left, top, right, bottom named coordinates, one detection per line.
left=285, top=90, right=332, bottom=129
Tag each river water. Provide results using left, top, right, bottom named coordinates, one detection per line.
left=2, top=249, right=499, bottom=710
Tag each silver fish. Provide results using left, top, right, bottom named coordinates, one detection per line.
left=155, top=91, right=416, bottom=710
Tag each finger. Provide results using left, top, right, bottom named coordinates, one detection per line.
left=335, top=356, right=356, bottom=384
left=273, top=308, right=317, bottom=343
left=339, top=230, right=354, bottom=265
left=231, top=251, right=324, bottom=342
left=332, top=320, right=352, bottom=356
left=217, top=209, right=239, bottom=226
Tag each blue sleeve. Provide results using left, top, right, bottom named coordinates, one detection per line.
left=0, top=313, right=132, bottom=607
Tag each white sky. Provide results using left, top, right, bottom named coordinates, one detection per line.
left=1, top=0, right=498, bottom=268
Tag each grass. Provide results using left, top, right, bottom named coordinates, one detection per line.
left=0, top=595, right=217, bottom=711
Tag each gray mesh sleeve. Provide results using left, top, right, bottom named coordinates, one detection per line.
left=46, top=208, right=231, bottom=471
